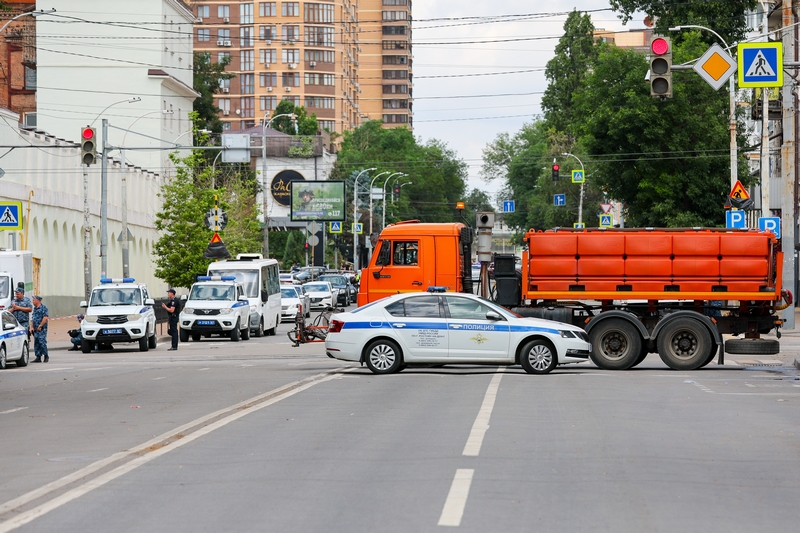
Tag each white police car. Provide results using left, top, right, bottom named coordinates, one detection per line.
left=179, top=276, right=251, bottom=342
left=1, top=310, right=29, bottom=369
left=325, top=290, right=591, bottom=374
left=80, top=278, right=157, bottom=353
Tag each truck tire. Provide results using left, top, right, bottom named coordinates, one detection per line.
left=724, top=338, right=780, bottom=355
left=588, top=319, right=643, bottom=370
left=700, top=343, right=719, bottom=367
left=630, top=346, right=650, bottom=368
left=657, top=317, right=711, bottom=370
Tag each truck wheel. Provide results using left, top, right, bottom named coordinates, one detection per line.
left=657, top=318, right=711, bottom=370
left=139, top=328, right=149, bottom=352
left=700, top=343, right=719, bottom=367
left=520, top=339, right=558, bottom=374
left=588, top=319, right=642, bottom=370
left=629, top=346, right=650, bottom=368
left=364, top=339, right=403, bottom=374
left=724, top=338, right=780, bottom=355
left=231, top=321, right=241, bottom=342
left=81, top=339, right=92, bottom=354
left=179, top=328, right=189, bottom=343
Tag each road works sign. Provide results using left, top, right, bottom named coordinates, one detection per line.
left=729, top=180, right=750, bottom=200
left=738, top=42, right=783, bottom=88
left=693, top=43, right=737, bottom=90
left=0, top=202, right=22, bottom=230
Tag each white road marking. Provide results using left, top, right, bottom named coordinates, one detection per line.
left=86, top=388, right=108, bottom=393
left=152, top=377, right=166, bottom=380
left=0, top=369, right=354, bottom=532
left=438, top=469, right=474, bottom=527
left=746, top=383, right=756, bottom=388
left=35, top=368, right=74, bottom=372
left=0, top=407, right=28, bottom=415
left=462, top=367, right=504, bottom=457
left=198, top=368, right=210, bottom=371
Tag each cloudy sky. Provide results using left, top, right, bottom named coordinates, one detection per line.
left=411, top=1, right=646, bottom=202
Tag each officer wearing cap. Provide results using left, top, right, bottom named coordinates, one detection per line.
left=162, top=289, right=180, bottom=350
left=30, top=295, right=49, bottom=363
left=10, top=285, right=32, bottom=338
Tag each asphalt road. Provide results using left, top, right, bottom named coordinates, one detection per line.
left=1, top=318, right=799, bottom=532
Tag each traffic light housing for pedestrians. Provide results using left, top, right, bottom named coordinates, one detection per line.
left=551, top=164, right=559, bottom=181
left=649, top=36, right=672, bottom=98
left=80, top=126, right=97, bottom=165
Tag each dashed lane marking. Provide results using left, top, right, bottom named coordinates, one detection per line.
left=0, top=407, right=28, bottom=415
left=86, top=388, right=108, bottom=393
left=462, top=367, right=504, bottom=457
left=438, top=469, right=474, bottom=527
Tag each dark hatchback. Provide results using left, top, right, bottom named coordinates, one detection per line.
left=318, top=274, right=352, bottom=306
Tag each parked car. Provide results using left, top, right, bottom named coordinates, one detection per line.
left=318, top=274, right=352, bottom=306
left=471, top=264, right=481, bottom=282
left=0, top=310, right=29, bottom=369
left=281, top=285, right=310, bottom=322
left=325, top=290, right=591, bottom=375
left=303, top=281, right=337, bottom=310
left=294, top=271, right=312, bottom=284
left=280, top=272, right=300, bottom=285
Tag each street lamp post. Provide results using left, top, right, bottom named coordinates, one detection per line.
left=366, top=171, right=391, bottom=258
left=261, top=113, right=296, bottom=258
left=381, top=172, right=406, bottom=229
left=0, top=8, right=56, bottom=34
left=561, top=152, right=585, bottom=227
left=669, top=25, right=737, bottom=188
left=352, top=167, right=376, bottom=268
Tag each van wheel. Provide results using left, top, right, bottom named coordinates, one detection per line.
left=242, top=323, right=250, bottom=340
left=139, top=328, right=149, bottom=352
left=17, top=343, right=29, bottom=367
left=254, top=319, right=264, bottom=337
left=231, top=321, right=241, bottom=342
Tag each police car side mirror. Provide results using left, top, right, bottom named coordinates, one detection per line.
left=79, top=300, right=88, bottom=308
left=4, top=323, right=15, bottom=331
left=144, top=298, right=155, bottom=306
left=485, top=311, right=503, bottom=321
left=180, top=294, right=188, bottom=301
left=238, top=296, right=249, bottom=302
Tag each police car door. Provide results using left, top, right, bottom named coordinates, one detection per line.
left=2, top=311, right=22, bottom=358
left=383, top=295, right=448, bottom=360
left=444, top=295, right=511, bottom=360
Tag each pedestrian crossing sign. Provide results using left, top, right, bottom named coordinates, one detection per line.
left=330, top=221, right=342, bottom=233
left=352, top=223, right=363, bottom=234
left=599, top=214, right=613, bottom=228
left=571, top=170, right=584, bottom=184
left=738, top=42, right=783, bottom=88
left=0, top=202, right=22, bottom=230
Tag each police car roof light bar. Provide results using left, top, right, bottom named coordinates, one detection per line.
left=427, top=286, right=448, bottom=293
left=100, top=277, right=135, bottom=284
left=197, top=275, right=237, bottom=281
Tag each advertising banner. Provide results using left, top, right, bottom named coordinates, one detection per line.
left=290, top=181, right=346, bottom=221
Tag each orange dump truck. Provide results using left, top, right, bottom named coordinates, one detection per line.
left=358, top=222, right=790, bottom=370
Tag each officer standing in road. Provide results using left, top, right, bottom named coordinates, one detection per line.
left=10, top=285, right=32, bottom=339
left=30, top=295, right=49, bottom=363
left=162, top=288, right=180, bottom=351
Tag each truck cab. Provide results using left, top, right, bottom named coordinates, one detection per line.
left=80, top=278, right=157, bottom=352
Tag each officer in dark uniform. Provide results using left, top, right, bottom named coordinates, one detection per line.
left=10, top=285, right=32, bottom=340
left=162, top=288, right=180, bottom=350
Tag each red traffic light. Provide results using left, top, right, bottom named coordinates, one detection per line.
left=552, top=164, right=559, bottom=171
left=304, top=242, right=310, bottom=250
left=81, top=127, right=95, bottom=140
left=651, top=37, right=669, bottom=55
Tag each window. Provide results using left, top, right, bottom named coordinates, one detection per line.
left=218, top=51, right=230, bottom=63
left=305, top=73, right=334, bottom=86
left=218, top=29, right=231, bottom=40
left=383, top=70, right=408, bottom=79
left=219, top=78, right=231, bottom=90
left=241, top=50, right=254, bottom=70
left=281, top=25, right=300, bottom=42
left=218, top=98, right=231, bottom=113
left=282, top=96, right=300, bottom=106
left=444, top=296, right=497, bottom=321
left=319, top=120, right=335, bottom=132
left=282, top=2, right=300, bottom=16
left=259, top=25, right=276, bottom=40
left=260, top=95, right=277, bottom=111
left=305, top=26, right=334, bottom=47
left=385, top=296, right=441, bottom=318
left=24, top=66, right=36, bottom=90
left=383, top=84, right=408, bottom=94
left=282, top=49, right=300, bottom=64
left=240, top=97, right=254, bottom=118
left=382, top=26, right=406, bottom=35
left=383, top=55, right=407, bottom=65
left=382, top=11, right=408, bottom=21
left=223, top=122, right=231, bottom=130
left=383, top=0, right=408, bottom=5
left=240, top=3, right=253, bottom=23
left=197, top=29, right=210, bottom=41
left=240, top=26, right=253, bottom=47
left=383, top=114, right=409, bottom=124
left=241, top=73, right=254, bottom=94
left=383, top=99, right=408, bottom=109
left=259, top=2, right=276, bottom=16
left=305, top=3, right=334, bottom=23
left=260, top=49, right=277, bottom=64
left=305, top=97, right=335, bottom=109
left=197, top=5, right=210, bottom=18
left=218, top=5, right=230, bottom=18
left=393, top=241, right=418, bottom=265
left=282, top=72, right=300, bottom=86
left=305, top=50, right=335, bottom=63
left=382, top=40, right=408, bottom=50
left=260, top=72, right=277, bottom=86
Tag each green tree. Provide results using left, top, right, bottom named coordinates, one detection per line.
left=193, top=52, right=233, bottom=136
left=269, top=100, right=319, bottom=135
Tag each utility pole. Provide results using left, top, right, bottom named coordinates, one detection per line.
left=83, top=165, right=92, bottom=302
left=100, top=118, right=109, bottom=278
left=781, top=0, right=796, bottom=328
left=761, top=8, right=770, bottom=218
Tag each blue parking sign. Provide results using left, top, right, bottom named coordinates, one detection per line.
left=758, top=216, right=781, bottom=239
left=725, top=210, right=747, bottom=229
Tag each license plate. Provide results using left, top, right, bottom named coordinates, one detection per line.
left=102, top=328, right=123, bottom=335
left=197, top=320, right=215, bottom=326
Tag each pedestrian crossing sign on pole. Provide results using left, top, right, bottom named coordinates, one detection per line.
left=599, top=214, right=613, bottom=228
left=571, top=170, right=584, bottom=184
left=738, top=42, right=783, bottom=88
left=330, top=221, right=342, bottom=233
left=0, top=201, right=22, bottom=230
left=352, top=223, right=363, bottom=234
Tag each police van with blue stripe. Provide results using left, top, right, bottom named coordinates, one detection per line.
left=179, top=276, right=251, bottom=342
left=80, top=278, right=157, bottom=353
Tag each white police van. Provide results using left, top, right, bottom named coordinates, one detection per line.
left=80, top=278, right=157, bottom=353
left=179, top=276, right=251, bottom=342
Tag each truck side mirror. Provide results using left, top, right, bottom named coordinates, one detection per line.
left=261, top=289, right=268, bottom=303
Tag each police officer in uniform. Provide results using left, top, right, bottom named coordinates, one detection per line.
left=10, top=285, right=32, bottom=339
left=30, top=295, right=49, bottom=363
left=162, top=288, right=180, bottom=350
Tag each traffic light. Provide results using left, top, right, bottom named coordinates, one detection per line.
left=649, top=36, right=672, bottom=98
left=80, top=126, right=97, bottom=165
left=304, top=242, right=310, bottom=251
left=552, top=164, right=559, bottom=181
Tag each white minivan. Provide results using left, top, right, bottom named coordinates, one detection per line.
left=207, top=254, right=281, bottom=336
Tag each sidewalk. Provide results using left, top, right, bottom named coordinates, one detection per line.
left=44, top=314, right=172, bottom=351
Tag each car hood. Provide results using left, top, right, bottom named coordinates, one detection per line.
left=86, top=305, right=149, bottom=316
left=281, top=297, right=301, bottom=305
left=184, top=301, right=239, bottom=310
left=305, top=290, right=332, bottom=297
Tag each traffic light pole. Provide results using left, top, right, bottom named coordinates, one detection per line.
left=83, top=165, right=92, bottom=303
left=100, top=118, right=109, bottom=278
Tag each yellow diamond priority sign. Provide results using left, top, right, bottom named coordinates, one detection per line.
left=693, top=43, right=737, bottom=91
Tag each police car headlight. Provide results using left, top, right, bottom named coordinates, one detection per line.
left=220, top=308, right=234, bottom=314
left=559, top=330, right=576, bottom=338
left=183, top=308, right=195, bottom=315
left=250, top=305, right=257, bottom=313
left=127, top=314, right=143, bottom=321
left=84, top=315, right=98, bottom=323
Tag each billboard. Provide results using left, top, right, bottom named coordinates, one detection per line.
left=290, top=181, right=346, bottom=221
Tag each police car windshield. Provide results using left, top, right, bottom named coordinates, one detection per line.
left=90, top=288, right=142, bottom=306
left=208, top=269, right=258, bottom=297
left=190, top=284, right=235, bottom=301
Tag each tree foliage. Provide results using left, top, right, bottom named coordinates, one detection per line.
left=192, top=52, right=233, bottom=137
left=269, top=100, right=319, bottom=135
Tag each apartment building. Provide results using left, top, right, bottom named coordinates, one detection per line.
left=189, top=0, right=411, bottom=133
left=0, top=1, right=38, bottom=127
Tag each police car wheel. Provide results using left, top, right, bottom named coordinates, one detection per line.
left=520, top=339, right=557, bottom=374
left=148, top=332, right=157, bottom=349
left=81, top=339, right=92, bottom=354
left=139, top=328, right=150, bottom=352
left=364, top=339, right=402, bottom=374
left=231, top=321, right=241, bottom=342
left=192, top=333, right=201, bottom=342
left=0, top=346, right=6, bottom=369
left=16, top=343, right=29, bottom=367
